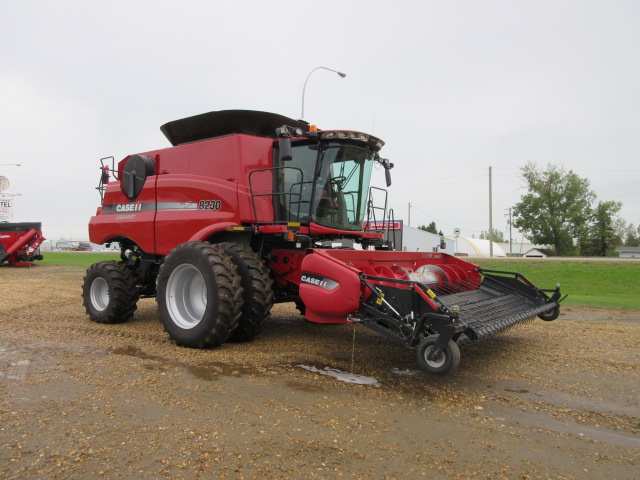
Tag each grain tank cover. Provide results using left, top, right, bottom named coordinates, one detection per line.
left=160, top=110, right=310, bottom=146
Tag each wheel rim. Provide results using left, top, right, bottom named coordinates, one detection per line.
left=166, top=264, right=207, bottom=329
left=422, top=345, right=446, bottom=369
left=90, top=277, right=110, bottom=312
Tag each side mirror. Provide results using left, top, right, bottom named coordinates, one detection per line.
left=279, top=138, right=292, bottom=162
left=375, top=154, right=393, bottom=187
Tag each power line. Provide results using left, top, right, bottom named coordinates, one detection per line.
left=392, top=167, right=486, bottom=190
left=393, top=172, right=488, bottom=198
left=8, top=169, right=95, bottom=186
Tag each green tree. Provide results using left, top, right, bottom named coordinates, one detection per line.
left=579, top=200, right=622, bottom=256
left=612, top=217, right=627, bottom=246
left=418, top=221, right=439, bottom=234
left=479, top=228, right=506, bottom=243
left=512, top=162, right=595, bottom=256
left=625, top=223, right=639, bottom=247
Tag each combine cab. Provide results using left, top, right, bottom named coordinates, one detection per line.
left=0, top=222, right=45, bottom=266
left=83, top=110, right=564, bottom=375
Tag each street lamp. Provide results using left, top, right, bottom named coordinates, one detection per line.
left=0, top=163, right=21, bottom=168
left=301, top=67, right=346, bottom=119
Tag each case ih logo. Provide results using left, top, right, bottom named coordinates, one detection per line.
left=115, top=203, right=143, bottom=212
left=300, top=273, right=339, bottom=290
left=102, top=203, right=149, bottom=214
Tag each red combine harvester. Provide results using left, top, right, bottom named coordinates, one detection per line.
left=84, top=110, right=564, bottom=375
left=0, top=222, right=45, bottom=266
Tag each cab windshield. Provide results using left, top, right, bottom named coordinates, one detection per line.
left=278, top=141, right=375, bottom=231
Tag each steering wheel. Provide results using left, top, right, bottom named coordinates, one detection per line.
left=329, top=176, right=347, bottom=190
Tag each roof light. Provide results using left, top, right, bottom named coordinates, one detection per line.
left=320, top=131, right=385, bottom=149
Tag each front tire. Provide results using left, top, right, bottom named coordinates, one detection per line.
left=538, top=305, right=560, bottom=321
left=218, top=242, right=274, bottom=342
left=416, top=335, right=461, bottom=375
left=82, top=261, right=139, bottom=324
left=157, top=242, right=243, bottom=348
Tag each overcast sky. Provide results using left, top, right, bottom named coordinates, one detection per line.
left=1, top=1, right=638, bottom=243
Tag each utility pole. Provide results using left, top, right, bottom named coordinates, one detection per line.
left=505, top=207, right=513, bottom=256
left=408, top=202, right=411, bottom=227
left=488, top=166, right=493, bottom=257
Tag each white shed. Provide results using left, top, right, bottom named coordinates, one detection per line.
left=523, top=248, right=548, bottom=258
left=402, top=226, right=454, bottom=254
left=615, top=246, right=640, bottom=258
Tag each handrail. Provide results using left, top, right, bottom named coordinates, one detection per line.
left=96, top=156, right=116, bottom=203
left=248, top=166, right=304, bottom=225
left=365, top=186, right=388, bottom=231
left=386, top=208, right=395, bottom=249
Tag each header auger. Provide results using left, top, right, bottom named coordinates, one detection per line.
left=83, top=110, right=563, bottom=375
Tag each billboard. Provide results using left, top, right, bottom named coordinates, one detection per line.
left=363, top=220, right=403, bottom=230
left=0, top=196, right=12, bottom=222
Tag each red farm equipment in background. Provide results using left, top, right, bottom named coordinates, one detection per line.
left=83, top=110, right=564, bottom=375
left=0, top=222, right=45, bottom=266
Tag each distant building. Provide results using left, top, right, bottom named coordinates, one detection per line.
left=55, top=238, right=74, bottom=250
left=54, top=239, right=117, bottom=251
left=520, top=248, right=556, bottom=258
left=402, top=226, right=453, bottom=254
left=498, top=242, right=551, bottom=257
left=615, top=246, right=640, bottom=258
left=446, top=237, right=506, bottom=257
left=400, top=226, right=507, bottom=257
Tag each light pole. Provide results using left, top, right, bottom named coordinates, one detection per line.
left=0, top=164, right=21, bottom=168
left=301, top=67, right=346, bottom=119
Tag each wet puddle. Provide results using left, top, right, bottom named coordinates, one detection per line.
left=0, top=345, right=31, bottom=382
left=298, top=364, right=380, bottom=386
left=186, top=363, right=255, bottom=381
left=109, top=345, right=267, bottom=382
left=110, top=345, right=158, bottom=361
left=109, top=345, right=433, bottom=391
left=505, top=388, right=530, bottom=394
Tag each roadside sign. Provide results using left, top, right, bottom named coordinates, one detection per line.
left=363, top=220, right=403, bottom=230
left=0, top=196, right=12, bottom=222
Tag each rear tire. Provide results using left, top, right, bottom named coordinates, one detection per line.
left=416, top=335, right=461, bottom=375
left=538, top=305, right=560, bottom=321
left=82, top=261, right=139, bottom=324
left=157, top=242, right=243, bottom=348
left=218, top=242, right=274, bottom=342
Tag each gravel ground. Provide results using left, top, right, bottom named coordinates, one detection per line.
left=1, top=265, right=639, bottom=479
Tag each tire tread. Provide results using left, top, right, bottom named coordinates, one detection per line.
left=82, top=261, right=139, bottom=324
left=157, top=242, right=243, bottom=348
left=219, top=242, right=274, bottom=342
